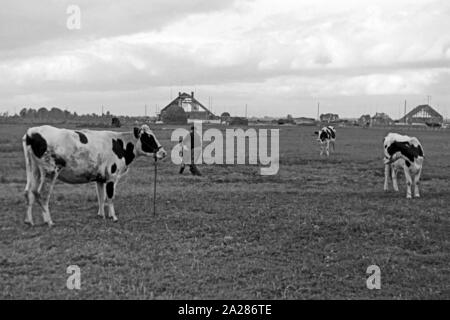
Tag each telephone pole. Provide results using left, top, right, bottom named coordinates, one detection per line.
left=245, top=104, right=248, bottom=118
left=317, top=102, right=320, bottom=121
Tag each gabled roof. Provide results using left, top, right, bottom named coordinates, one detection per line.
left=160, top=92, right=214, bottom=116
left=399, top=105, right=443, bottom=122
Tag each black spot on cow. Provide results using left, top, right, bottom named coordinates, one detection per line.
left=106, top=182, right=114, bottom=198
left=112, top=139, right=135, bottom=165
left=111, top=163, right=117, bottom=174
left=405, top=160, right=411, bottom=167
left=328, top=128, right=336, bottom=139
left=133, top=127, right=140, bottom=139
left=26, top=133, right=47, bottom=158
left=319, top=131, right=329, bottom=142
left=140, top=132, right=159, bottom=153
left=51, top=154, right=66, bottom=167
left=387, top=141, right=424, bottom=163
left=75, top=131, right=88, bottom=144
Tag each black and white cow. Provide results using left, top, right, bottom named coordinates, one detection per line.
left=315, top=126, right=336, bottom=157
left=22, top=125, right=166, bottom=226
left=383, top=133, right=424, bottom=199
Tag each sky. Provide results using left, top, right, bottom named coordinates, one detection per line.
left=1, top=0, right=449, bottom=119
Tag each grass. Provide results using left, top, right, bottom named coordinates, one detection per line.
left=0, top=123, right=449, bottom=299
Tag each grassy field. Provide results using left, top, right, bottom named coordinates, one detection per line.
left=0, top=123, right=449, bottom=299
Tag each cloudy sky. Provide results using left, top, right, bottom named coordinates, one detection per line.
left=1, top=0, right=449, bottom=118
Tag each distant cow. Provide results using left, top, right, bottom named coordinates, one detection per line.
left=22, top=125, right=166, bottom=226
left=383, top=133, right=424, bottom=199
left=315, top=126, right=336, bottom=157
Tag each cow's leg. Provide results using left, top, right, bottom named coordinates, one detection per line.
left=37, top=166, right=46, bottom=195
left=95, top=182, right=106, bottom=218
left=383, top=164, right=390, bottom=191
left=414, top=167, right=422, bottom=198
left=325, top=140, right=330, bottom=157
left=403, top=167, right=413, bottom=199
left=331, top=140, right=335, bottom=152
left=36, top=170, right=59, bottom=226
left=105, top=180, right=118, bottom=222
left=39, top=169, right=59, bottom=227
left=319, top=143, right=324, bottom=156
left=24, top=158, right=40, bottom=226
left=23, top=139, right=32, bottom=198
left=391, top=166, right=399, bottom=192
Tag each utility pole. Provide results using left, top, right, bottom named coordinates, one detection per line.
left=101, top=105, right=104, bottom=116
left=317, top=102, right=320, bottom=121
left=427, top=95, right=432, bottom=105
left=245, top=104, right=248, bottom=118
left=404, top=100, right=407, bottom=123
left=145, top=104, right=147, bottom=117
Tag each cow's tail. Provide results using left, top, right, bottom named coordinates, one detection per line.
left=22, top=132, right=32, bottom=193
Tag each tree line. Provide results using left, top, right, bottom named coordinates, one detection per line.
left=17, top=107, right=111, bottom=120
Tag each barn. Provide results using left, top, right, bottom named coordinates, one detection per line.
left=399, top=104, right=444, bottom=126
left=159, top=92, right=217, bottom=123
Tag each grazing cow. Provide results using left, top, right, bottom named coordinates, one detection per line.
left=315, top=126, right=336, bottom=157
left=383, top=133, right=424, bottom=199
left=22, top=125, right=166, bottom=226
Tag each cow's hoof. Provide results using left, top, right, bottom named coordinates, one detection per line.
left=24, top=220, right=34, bottom=226
left=47, top=221, right=54, bottom=227
left=415, top=194, right=421, bottom=198
left=406, top=195, right=412, bottom=199
left=113, top=218, right=118, bottom=223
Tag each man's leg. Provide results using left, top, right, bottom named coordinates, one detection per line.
left=189, top=164, right=202, bottom=176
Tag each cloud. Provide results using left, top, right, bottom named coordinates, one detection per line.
left=0, top=0, right=449, bottom=118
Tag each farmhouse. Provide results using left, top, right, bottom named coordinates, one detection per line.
left=159, top=92, right=217, bottom=123
left=358, top=114, right=371, bottom=127
left=371, top=112, right=394, bottom=126
left=399, top=104, right=443, bottom=126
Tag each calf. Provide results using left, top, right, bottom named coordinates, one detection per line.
left=383, top=133, right=424, bottom=199
left=22, top=125, right=166, bottom=226
left=315, top=126, right=336, bottom=157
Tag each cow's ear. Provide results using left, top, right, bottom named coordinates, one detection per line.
left=314, top=131, right=319, bottom=134
left=133, top=127, right=140, bottom=139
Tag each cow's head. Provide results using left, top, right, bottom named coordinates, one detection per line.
left=133, top=125, right=167, bottom=159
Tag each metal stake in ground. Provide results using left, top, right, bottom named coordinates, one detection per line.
left=153, top=155, right=157, bottom=216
